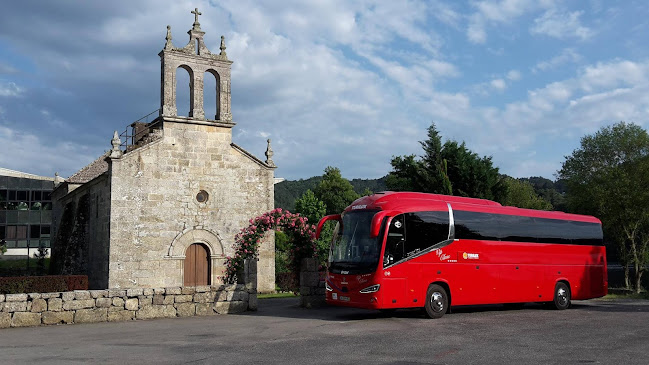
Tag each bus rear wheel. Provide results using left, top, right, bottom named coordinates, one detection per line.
left=552, top=282, right=571, bottom=310
left=424, top=284, right=448, bottom=319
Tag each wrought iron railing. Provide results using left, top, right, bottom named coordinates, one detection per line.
left=119, top=109, right=162, bottom=152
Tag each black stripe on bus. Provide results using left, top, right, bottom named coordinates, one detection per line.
left=453, top=210, right=604, bottom=246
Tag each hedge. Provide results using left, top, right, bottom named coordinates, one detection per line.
left=0, top=275, right=88, bottom=294
left=276, top=272, right=298, bottom=293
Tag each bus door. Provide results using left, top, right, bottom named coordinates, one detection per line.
left=382, top=211, right=451, bottom=308
left=381, top=214, right=408, bottom=308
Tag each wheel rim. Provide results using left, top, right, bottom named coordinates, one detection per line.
left=557, top=287, right=568, bottom=306
left=430, top=292, right=444, bottom=312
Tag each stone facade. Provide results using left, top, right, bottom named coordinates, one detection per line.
left=0, top=285, right=254, bottom=328
left=52, top=172, right=111, bottom=289
left=51, top=9, right=276, bottom=292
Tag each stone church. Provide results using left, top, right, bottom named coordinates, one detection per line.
left=51, top=9, right=276, bottom=292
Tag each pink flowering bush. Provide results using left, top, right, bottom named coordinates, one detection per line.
left=223, top=208, right=317, bottom=288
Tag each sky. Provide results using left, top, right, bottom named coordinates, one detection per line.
left=1, top=1, right=648, bottom=181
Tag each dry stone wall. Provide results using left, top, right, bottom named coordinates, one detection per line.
left=299, top=258, right=326, bottom=308
left=0, top=285, right=254, bottom=329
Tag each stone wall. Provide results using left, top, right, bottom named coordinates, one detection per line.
left=51, top=174, right=111, bottom=289
left=0, top=284, right=254, bottom=329
left=299, top=258, right=326, bottom=308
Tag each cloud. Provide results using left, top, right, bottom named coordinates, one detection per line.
left=0, top=1, right=647, bottom=183
left=428, top=59, right=649, bottom=177
left=490, top=78, right=507, bottom=91
left=0, top=63, right=18, bottom=74
left=506, top=70, right=522, bottom=81
left=531, top=10, right=594, bottom=40
left=466, top=0, right=554, bottom=44
left=0, top=125, right=97, bottom=177
left=0, top=81, right=23, bottom=97
left=533, top=48, right=581, bottom=73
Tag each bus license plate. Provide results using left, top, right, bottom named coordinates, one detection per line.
left=339, top=296, right=350, bottom=302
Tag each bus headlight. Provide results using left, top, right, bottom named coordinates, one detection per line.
left=325, top=282, right=333, bottom=292
left=359, top=284, right=380, bottom=293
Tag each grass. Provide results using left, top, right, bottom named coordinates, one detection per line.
left=601, top=291, right=649, bottom=300
left=258, top=292, right=298, bottom=299
left=0, top=257, right=50, bottom=276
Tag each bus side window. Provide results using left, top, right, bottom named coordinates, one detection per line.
left=384, top=214, right=405, bottom=266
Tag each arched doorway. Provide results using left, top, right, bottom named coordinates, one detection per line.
left=184, top=243, right=210, bottom=286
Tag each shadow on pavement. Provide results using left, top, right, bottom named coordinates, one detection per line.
left=242, top=297, right=649, bottom=321
left=572, top=299, right=649, bottom=313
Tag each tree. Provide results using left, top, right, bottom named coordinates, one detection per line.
left=294, top=190, right=326, bottom=225
left=33, top=242, right=49, bottom=275
left=502, top=177, right=553, bottom=210
left=314, top=167, right=360, bottom=215
left=295, top=189, right=331, bottom=263
left=558, top=122, right=649, bottom=293
left=386, top=122, right=505, bottom=201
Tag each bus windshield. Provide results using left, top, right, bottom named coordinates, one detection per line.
left=328, top=210, right=380, bottom=274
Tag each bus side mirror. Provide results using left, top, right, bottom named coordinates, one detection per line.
left=316, top=214, right=341, bottom=239
left=370, top=210, right=400, bottom=238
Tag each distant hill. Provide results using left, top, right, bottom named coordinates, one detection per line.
left=274, top=175, right=388, bottom=211
left=275, top=174, right=566, bottom=212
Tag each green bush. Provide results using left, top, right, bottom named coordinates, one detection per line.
left=0, top=275, right=88, bottom=294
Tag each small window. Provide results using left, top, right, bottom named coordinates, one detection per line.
left=30, top=225, right=41, bottom=239
left=41, top=225, right=51, bottom=238
left=43, top=192, right=52, bottom=201
left=17, top=190, right=28, bottom=201
left=16, top=225, right=27, bottom=239
left=31, top=191, right=42, bottom=201
left=8, top=190, right=16, bottom=201
left=0, top=190, right=6, bottom=201
left=6, top=225, right=26, bottom=240
left=196, top=190, right=209, bottom=203
left=0, top=225, right=5, bottom=239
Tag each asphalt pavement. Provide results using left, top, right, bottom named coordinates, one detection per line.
left=1, top=297, right=648, bottom=364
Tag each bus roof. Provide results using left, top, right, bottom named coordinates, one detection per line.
left=345, top=191, right=601, bottom=224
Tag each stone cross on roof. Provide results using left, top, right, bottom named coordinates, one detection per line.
left=191, top=8, right=202, bottom=29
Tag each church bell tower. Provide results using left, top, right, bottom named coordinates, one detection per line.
left=159, top=8, right=233, bottom=124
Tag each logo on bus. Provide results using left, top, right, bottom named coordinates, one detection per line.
left=351, top=204, right=367, bottom=210
left=463, top=252, right=479, bottom=260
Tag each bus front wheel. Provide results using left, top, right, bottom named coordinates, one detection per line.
left=424, top=284, right=448, bottom=319
left=552, top=282, right=571, bottom=310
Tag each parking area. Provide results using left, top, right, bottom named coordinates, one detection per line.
left=1, top=297, right=648, bottom=364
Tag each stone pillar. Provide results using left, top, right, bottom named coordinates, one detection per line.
left=160, top=57, right=177, bottom=117
left=220, top=78, right=232, bottom=122
left=245, top=259, right=258, bottom=311
left=299, top=258, right=326, bottom=308
left=257, top=230, right=275, bottom=293
left=191, top=72, right=205, bottom=120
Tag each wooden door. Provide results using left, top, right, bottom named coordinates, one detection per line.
left=184, top=243, right=210, bottom=286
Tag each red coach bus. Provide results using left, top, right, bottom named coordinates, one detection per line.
left=316, top=192, right=607, bottom=318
